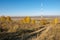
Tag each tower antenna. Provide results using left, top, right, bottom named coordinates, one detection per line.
left=40, top=1, right=44, bottom=18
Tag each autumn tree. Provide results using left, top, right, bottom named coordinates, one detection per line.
left=54, top=18, right=58, bottom=24
left=23, top=16, right=31, bottom=23
left=0, top=16, right=6, bottom=22
left=6, top=16, right=12, bottom=22
left=51, top=18, right=58, bottom=25
left=31, top=19, right=35, bottom=24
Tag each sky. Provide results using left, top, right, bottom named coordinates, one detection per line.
left=0, top=0, right=60, bottom=16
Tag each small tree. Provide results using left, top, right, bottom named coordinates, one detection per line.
left=53, top=18, right=58, bottom=25
left=50, top=18, right=58, bottom=25
left=0, top=16, right=6, bottom=22
left=24, top=16, right=31, bottom=23
left=55, top=18, right=58, bottom=24
left=6, top=16, right=12, bottom=22
left=31, top=19, right=35, bottom=24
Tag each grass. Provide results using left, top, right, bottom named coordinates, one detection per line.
left=0, top=18, right=60, bottom=40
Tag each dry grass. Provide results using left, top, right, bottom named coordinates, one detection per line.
left=0, top=17, right=60, bottom=40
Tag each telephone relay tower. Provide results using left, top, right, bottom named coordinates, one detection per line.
left=40, top=2, right=44, bottom=17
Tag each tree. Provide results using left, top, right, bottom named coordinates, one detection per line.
left=24, top=16, right=31, bottom=23
left=0, top=16, right=6, bottom=22
left=54, top=18, right=58, bottom=24
left=6, top=16, right=12, bottom=22
left=50, top=18, right=58, bottom=25
left=31, top=19, right=35, bottom=24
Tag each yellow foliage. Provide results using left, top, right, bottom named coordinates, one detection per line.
left=31, top=20, right=35, bottom=24
left=24, top=16, right=31, bottom=23
left=50, top=18, right=58, bottom=25
left=0, top=16, right=6, bottom=22
left=54, top=18, right=58, bottom=24
left=6, top=16, right=12, bottom=22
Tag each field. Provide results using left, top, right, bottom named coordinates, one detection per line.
left=0, top=16, right=60, bottom=40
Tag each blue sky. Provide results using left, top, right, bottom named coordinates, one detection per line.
left=0, top=0, right=60, bottom=16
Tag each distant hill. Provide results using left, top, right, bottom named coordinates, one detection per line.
left=11, top=16, right=60, bottom=20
